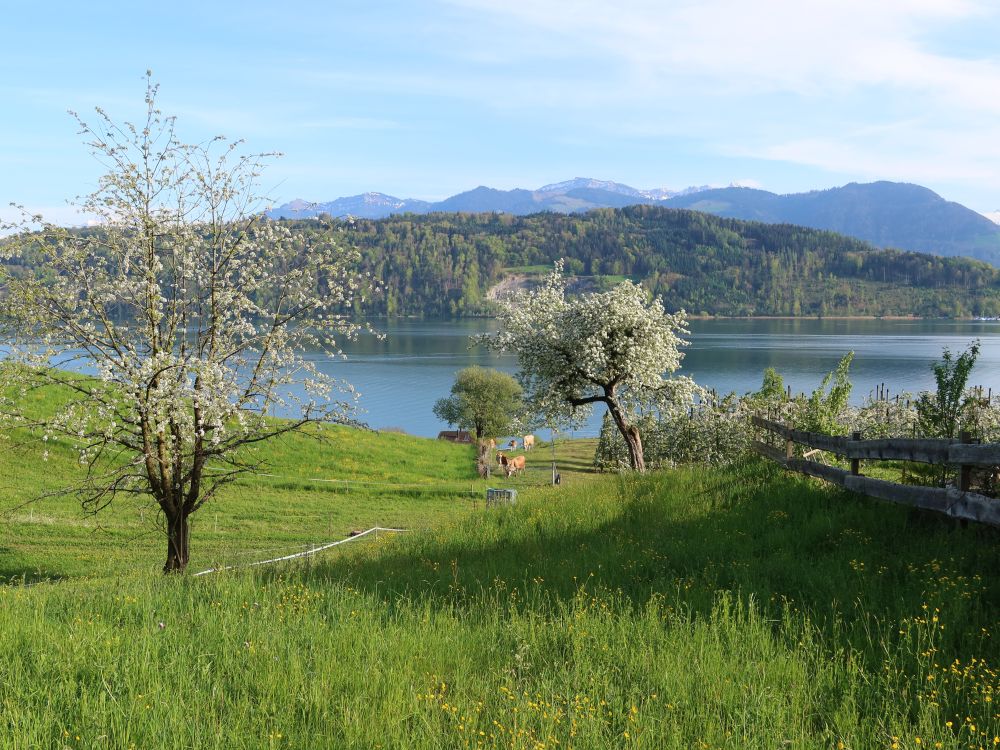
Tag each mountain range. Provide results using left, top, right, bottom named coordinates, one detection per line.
left=267, top=179, right=1000, bottom=266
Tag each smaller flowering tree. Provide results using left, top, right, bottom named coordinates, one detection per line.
left=0, top=77, right=370, bottom=572
left=479, top=262, right=697, bottom=471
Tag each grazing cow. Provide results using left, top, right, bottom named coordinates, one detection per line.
left=523, top=434, right=535, bottom=451
left=501, top=454, right=526, bottom=478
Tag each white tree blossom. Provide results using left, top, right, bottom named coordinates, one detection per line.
left=0, top=77, right=371, bottom=572
left=479, top=262, right=698, bottom=471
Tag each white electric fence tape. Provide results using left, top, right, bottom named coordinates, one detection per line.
left=193, top=526, right=408, bottom=577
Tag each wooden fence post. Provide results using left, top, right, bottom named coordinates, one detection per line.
left=850, top=431, right=861, bottom=476
left=959, top=430, right=972, bottom=492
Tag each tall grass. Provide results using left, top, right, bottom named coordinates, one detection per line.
left=1, top=456, right=997, bottom=749
left=0, top=400, right=487, bottom=581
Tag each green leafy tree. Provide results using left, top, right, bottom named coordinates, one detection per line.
left=916, top=341, right=980, bottom=439
left=798, top=352, right=855, bottom=435
left=744, top=367, right=787, bottom=418
left=433, top=367, right=523, bottom=442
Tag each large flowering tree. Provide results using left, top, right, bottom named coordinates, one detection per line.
left=479, top=263, right=697, bottom=471
left=0, top=78, right=369, bottom=572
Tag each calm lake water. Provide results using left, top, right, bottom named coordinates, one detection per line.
left=308, top=318, right=1000, bottom=438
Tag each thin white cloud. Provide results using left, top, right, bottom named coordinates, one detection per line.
left=756, top=130, right=1000, bottom=185
left=434, top=0, right=1000, bottom=203
left=444, top=0, right=1000, bottom=104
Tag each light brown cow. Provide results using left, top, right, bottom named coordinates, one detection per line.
left=501, top=454, right=526, bottom=478
left=523, top=434, right=535, bottom=451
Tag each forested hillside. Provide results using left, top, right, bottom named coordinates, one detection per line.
left=6, top=206, right=998, bottom=318
left=284, top=205, right=1000, bottom=318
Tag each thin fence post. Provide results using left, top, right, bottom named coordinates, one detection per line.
left=959, top=430, right=972, bottom=492
left=850, top=431, right=862, bottom=476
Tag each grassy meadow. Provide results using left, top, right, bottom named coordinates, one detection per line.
left=0, top=397, right=998, bottom=749
left=0, top=380, right=590, bottom=581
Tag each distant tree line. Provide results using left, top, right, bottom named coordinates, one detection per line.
left=8, top=205, right=1000, bottom=318
left=278, top=206, right=1000, bottom=317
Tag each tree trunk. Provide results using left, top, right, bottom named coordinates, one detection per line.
left=621, top=424, right=645, bottom=472
left=164, top=509, right=191, bottom=573
left=606, top=397, right=645, bottom=472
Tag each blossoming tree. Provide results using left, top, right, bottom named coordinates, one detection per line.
left=479, top=262, right=697, bottom=471
left=0, top=78, right=369, bottom=572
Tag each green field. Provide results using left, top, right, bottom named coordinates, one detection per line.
left=0, top=403, right=593, bottom=582
left=1, top=401, right=998, bottom=749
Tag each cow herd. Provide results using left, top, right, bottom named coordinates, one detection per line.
left=491, top=434, right=535, bottom=478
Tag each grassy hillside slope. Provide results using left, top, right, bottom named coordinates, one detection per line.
left=1, top=411, right=998, bottom=748
left=0, top=387, right=591, bottom=582
left=0, top=417, right=485, bottom=581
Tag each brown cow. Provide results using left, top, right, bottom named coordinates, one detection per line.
left=501, top=454, right=526, bottom=478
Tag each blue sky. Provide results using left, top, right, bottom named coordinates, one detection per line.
left=4, top=0, right=1000, bottom=224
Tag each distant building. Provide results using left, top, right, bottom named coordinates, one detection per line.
left=437, top=430, right=473, bottom=443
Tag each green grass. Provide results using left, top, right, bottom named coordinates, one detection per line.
left=0, top=419, right=485, bottom=581
left=0, top=387, right=596, bottom=582
left=1, top=389, right=999, bottom=748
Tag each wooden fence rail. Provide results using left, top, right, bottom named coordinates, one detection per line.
left=751, top=416, right=1000, bottom=528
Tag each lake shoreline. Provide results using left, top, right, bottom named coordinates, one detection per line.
left=365, top=313, right=986, bottom=323
left=685, top=314, right=925, bottom=321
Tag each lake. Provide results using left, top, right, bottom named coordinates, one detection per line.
left=308, top=318, right=1000, bottom=438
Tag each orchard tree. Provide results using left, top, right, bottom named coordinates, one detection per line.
left=479, top=262, right=697, bottom=471
left=0, top=76, right=371, bottom=572
left=433, top=366, right=523, bottom=441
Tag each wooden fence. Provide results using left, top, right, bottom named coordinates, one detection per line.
left=751, top=416, right=1000, bottom=527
